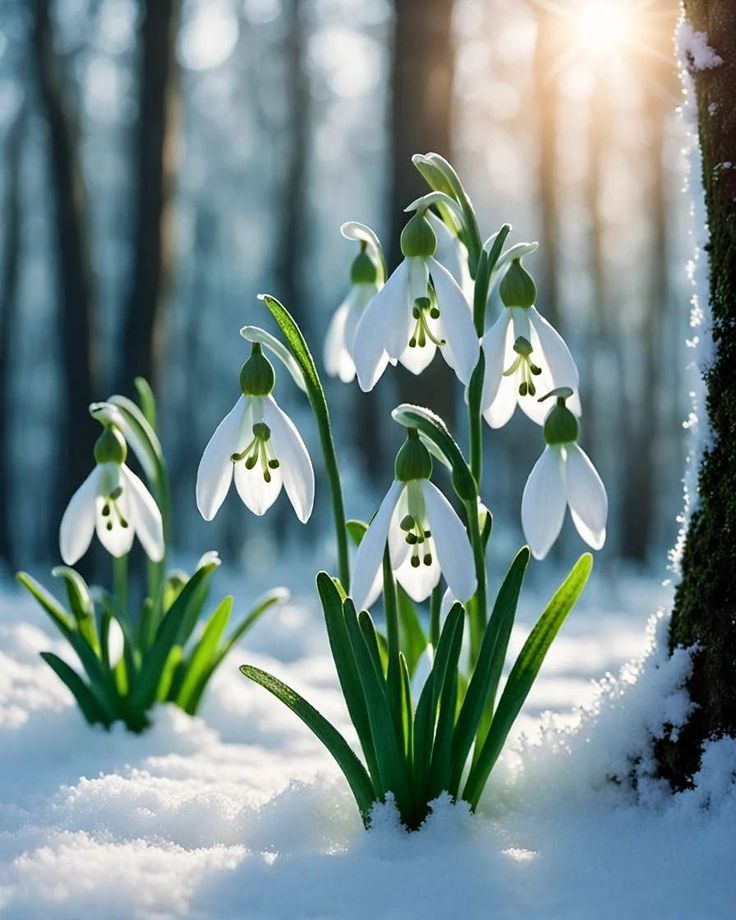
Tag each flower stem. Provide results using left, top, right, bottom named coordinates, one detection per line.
left=318, top=414, right=350, bottom=589
left=113, top=554, right=128, bottom=620
left=429, top=585, right=442, bottom=649
left=464, top=498, right=487, bottom=667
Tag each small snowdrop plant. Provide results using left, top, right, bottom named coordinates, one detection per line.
left=18, top=380, right=286, bottom=732
left=216, top=152, right=608, bottom=830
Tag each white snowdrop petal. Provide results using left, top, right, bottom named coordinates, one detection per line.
left=421, top=480, right=477, bottom=603
left=324, top=300, right=352, bottom=381
left=483, top=368, right=518, bottom=429
left=395, top=549, right=441, bottom=603
left=480, top=311, right=512, bottom=412
left=96, top=475, right=136, bottom=558
left=234, top=460, right=283, bottom=516
left=344, top=286, right=374, bottom=360
left=353, top=289, right=392, bottom=392
left=59, top=468, right=100, bottom=566
left=196, top=397, right=245, bottom=521
left=427, top=212, right=471, bottom=294
left=399, top=340, right=437, bottom=375
left=379, top=259, right=413, bottom=361
left=264, top=397, right=315, bottom=523
left=388, top=490, right=412, bottom=569
left=529, top=307, right=579, bottom=392
left=351, top=480, right=403, bottom=611
left=120, top=465, right=164, bottom=562
left=428, top=258, right=479, bottom=387
left=564, top=444, right=608, bottom=550
left=521, top=446, right=567, bottom=560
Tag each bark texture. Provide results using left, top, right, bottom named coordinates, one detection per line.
left=657, top=1, right=736, bottom=786
left=120, top=0, right=181, bottom=390
left=30, top=0, right=97, bottom=527
left=389, top=0, right=456, bottom=430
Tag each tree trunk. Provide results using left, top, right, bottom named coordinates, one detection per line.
left=30, top=0, right=97, bottom=533
left=389, top=0, right=456, bottom=431
left=120, top=0, right=181, bottom=391
left=532, top=4, right=561, bottom=329
left=0, top=106, right=26, bottom=568
left=657, top=1, right=736, bottom=787
left=273, top=0, right=310, bottom=329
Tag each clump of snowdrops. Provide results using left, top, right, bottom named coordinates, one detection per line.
left=192, top=152, right=608, bottom=829
left=19, top=380, right=286, bottom=732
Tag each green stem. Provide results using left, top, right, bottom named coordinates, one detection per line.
left=464, top=499, right=487, bottom=668
left=113, top=555, right=128, bottom=621
left=318, top=413, right=350, bottom=590
left=429, top=585, right=442, bottom=650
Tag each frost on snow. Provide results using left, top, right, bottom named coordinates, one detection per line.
left=1, top=576, right=735, bottom=919
left=676, top=21, right=723, bottom=73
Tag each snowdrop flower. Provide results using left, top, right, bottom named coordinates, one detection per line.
left=351, top=429, right=476, bottom=610
left=522, top=388, right=607, bottom=560
left=352, top=212, right=479, bottom=391
left=324, top=246, right=380, bottom=383
left=481, top=258, right=580, bottom=428
left=196, top=344, right=314, bottom=523
left=60, top=425, right=164, bottom=565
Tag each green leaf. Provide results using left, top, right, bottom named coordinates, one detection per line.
left=343, top=600, right=411, bottom=810
left=346, top=519, right=368, bottom=547
left=449, top=547, right=529, bottom=794
left=218, top=587, right=288, bottom=660
left=17, top=571, right=74, bottom=633
left=463, top=553, right=593, bottom=809
left=134, top=377, right=158, bottom=430
left=241, top=664, right=376, bottom=823
left=176, top=596, right=233, bottom=713
left=40, top=653, right=110, bottom=727
left=427, top=609, right=464, bottom=799
left=156, top=645, right=183, bottom=702
left=51, top=566, right=97, bottom=648
left=317, top=573, right=380, bottom=785
left=391, top=404, right=476, bottom=502
left=131, top=560, right=220, bottom=713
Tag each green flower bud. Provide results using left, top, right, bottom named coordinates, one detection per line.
left=240, top=343, right=275, bottom=396
left=94, top=425, right=127, bottom=465
left=350, top=248, right=378, bottom=285
left=395, top=429, right=433, bottom=482
left=400, top=213, right=437, bottom=259
left=543, top=400, right=579, bottom=445
left=500, top=259, right=537, bottom=308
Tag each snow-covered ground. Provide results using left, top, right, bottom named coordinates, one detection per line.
left=1, top=561, right=734, bottom=919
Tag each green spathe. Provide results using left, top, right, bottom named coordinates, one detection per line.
left=240, top=343, right=275, bottom=397
left=400, top=212, right=437, bottom=259
left=543, top=400, right=579, bottom=445
left=350, top=248, right=378, bottom=286
left=395, top=429, right=433, bottom=482
left=500, top=258, right=536, bottom=308
left=93, top=426, right=127, bottom=465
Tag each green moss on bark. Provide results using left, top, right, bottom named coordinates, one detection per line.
left=657, top=0, right=736, bottom=787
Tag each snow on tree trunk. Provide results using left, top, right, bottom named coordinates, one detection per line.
left=658, top=2, right=736, bottom=787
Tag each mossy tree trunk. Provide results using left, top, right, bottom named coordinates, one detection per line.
left=658, top=0, right=736, bottom=787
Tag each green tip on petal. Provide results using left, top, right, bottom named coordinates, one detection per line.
left=394, top=428, right=433, bottom=482
left=94, top=425, right=127, bottom=465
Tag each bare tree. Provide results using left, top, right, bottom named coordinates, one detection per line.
left=0, top=104, right=26, bottom=567
left=389, top=0, right=456, bottom=430
left=120, top=0, right=181, bottom=391
left=29, top=0, right=96, bottom=529
left=657, top=1, right=736, bottom=786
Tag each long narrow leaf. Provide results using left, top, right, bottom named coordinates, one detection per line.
left=450, top=547, right=529, bottom=794
left=427, top=611, right=464, bottom=798
left=463, top=553, right=593, bottom=808
left=40, top=653, right=110, bottom=727
left=241, top=664, right=376, bottom=822
left=175, top=597, right=233, bottom=712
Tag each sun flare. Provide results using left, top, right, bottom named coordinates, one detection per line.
left=572, top=0, right=632, bottom=55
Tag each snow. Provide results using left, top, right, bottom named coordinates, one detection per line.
left=676, top=22, right=723, bottom=73
left=1, top=570, right=735, bottom=919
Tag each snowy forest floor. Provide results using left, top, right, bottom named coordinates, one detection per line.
left=1, top=556, right=734, bottom=919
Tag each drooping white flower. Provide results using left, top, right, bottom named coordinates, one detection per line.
left=324, top=246, right=380, bottom=383
left=196, top=345, right=314, bottom=523
left=426, top=211, right=472, bottom=299
left=481, top=258, right=580, bottom=428
left=351, top=430, right=476, bottom=610
left=521, top=389, right=607, bottom=560
left=60, top=426, right=164, bottom=565
left=352, top=212, right=479, bottom=392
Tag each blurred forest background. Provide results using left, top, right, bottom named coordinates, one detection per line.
left=0, top=0, right=689, bottom=579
